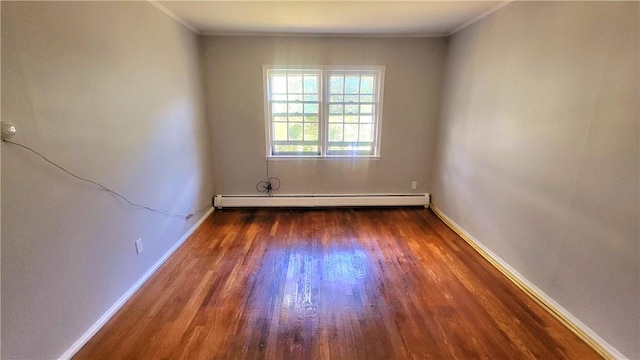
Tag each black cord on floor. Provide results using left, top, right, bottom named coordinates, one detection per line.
left=3, top=140, right=211, bottom=220
left=256, top=159, right=280, bottom=196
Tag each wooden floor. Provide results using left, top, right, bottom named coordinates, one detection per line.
left=75, top=208, right=600, bottom=359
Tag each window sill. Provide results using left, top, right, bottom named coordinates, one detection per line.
left=266, top=155, right=381, bottom=161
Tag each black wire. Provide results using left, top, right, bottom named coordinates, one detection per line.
left=3, top=140, right=211, bottom=220
left=256, top=159, right=280, bottom=196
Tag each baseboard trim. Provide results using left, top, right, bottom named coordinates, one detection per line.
left=214, top=193, right=430, bottom=208
left=430, top=205, right=625, bottom=360
left=58, top=207, right=215, bottom=360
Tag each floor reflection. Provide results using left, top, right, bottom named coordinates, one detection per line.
left=281, top=248, right=369, bottom=314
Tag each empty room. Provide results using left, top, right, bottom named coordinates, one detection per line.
left=1, top=1, right=638, bottom=359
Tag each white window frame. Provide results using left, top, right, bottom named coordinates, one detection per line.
left=263, top=65, right=385, bottom=159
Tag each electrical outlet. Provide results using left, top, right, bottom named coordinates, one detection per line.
left=135, top=238, right=144, bottom=255
left=411, top=181, right=417, bottom=190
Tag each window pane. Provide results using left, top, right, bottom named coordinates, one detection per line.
left=304, top=123, right=318, bottom=141
left=360, top=95, right=373, bottom=102
left=345, top=95, right=359, bottom=103
left=288, top=123, right=303, bottom=140
left=289, top=116, right=302, bottom=123
left=304, top=94, right=319, bottom=101
left=303, top=75, right=318, bottom=94
left=304, top=115, right=318, bottom=122
left=360, top=104, right=373, bottom=114
left=273, top=116, right=287, bottom=122
left=359, top=124, right=373, bottom=141
left=345, top=105, right=359, bottom=114
left=329, top=104, right=343, bottom=114
left=360, top=115, right=373, bottom=123
left=273, top=94, right=287, bottom=101
left=288, top=75, right=302, bottom=93
left=304, top=103, right=319, bottom=114
left=329, top=124, right=343, bottom=141
left=360, top=76, right=374, bottom=94
left=345, top=115, right=358, bottom=123
left=274, top=123, right=287, bottom=140
left=274, top=145, right=318, bottom=154
left=272, top=103, right=287, bottom=114
left=344, top=124, right=359, bottom=141
left=288, top=94, right=303, bottom=102
left=288, top=103, right=303, bottom=114
left=329, top=76, right=344, bottom=94
left=327, top=145, right=373, bottom=153
left=272, top=76, right=287, bottom=94
left=345, top=76, right=360, bottom=94
left=329, top=115, right=343, bottom=123
left=328, top=145, right=373, bottom=155
left=329, top=95, right=343, bottom=102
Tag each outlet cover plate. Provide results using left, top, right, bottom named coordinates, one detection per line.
left=135, top=239, right=143, bottom=254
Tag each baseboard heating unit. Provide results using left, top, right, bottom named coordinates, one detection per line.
left=214, top=193, right=430, bottom=209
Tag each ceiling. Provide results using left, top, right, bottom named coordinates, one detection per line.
left=156, top=1, right=506, bottom=36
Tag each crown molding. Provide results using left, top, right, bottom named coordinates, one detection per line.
left=199, top=31, right=448, bottom=38
left=449, top=0, right=513, bottom=36
left=148, top=0, right=200, bottom=34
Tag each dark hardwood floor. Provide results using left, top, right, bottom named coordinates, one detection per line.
left=74, top=208, right=600, bottom=359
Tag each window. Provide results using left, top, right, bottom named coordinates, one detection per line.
left=264, top=66, right=384, bottom=158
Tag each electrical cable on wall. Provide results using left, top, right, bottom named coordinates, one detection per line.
left=256, top=159, right=280, bottom=196
left=3, top=140, right=210, bottom=220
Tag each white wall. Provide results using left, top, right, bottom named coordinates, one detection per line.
left=432, top=2, right=639, bottom=358
left=200, top=36, right=446, bottom=195
left=1, top=2, right=214, bottom=358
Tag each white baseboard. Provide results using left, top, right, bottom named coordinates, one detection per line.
left=214, top=193, right=430, bottom=208
left=58, top=207, right=215, bottom=360
left=430, top=205, right=625, bottom=360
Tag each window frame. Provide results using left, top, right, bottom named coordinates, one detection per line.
left=263, top=65, right=385, bottom=159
